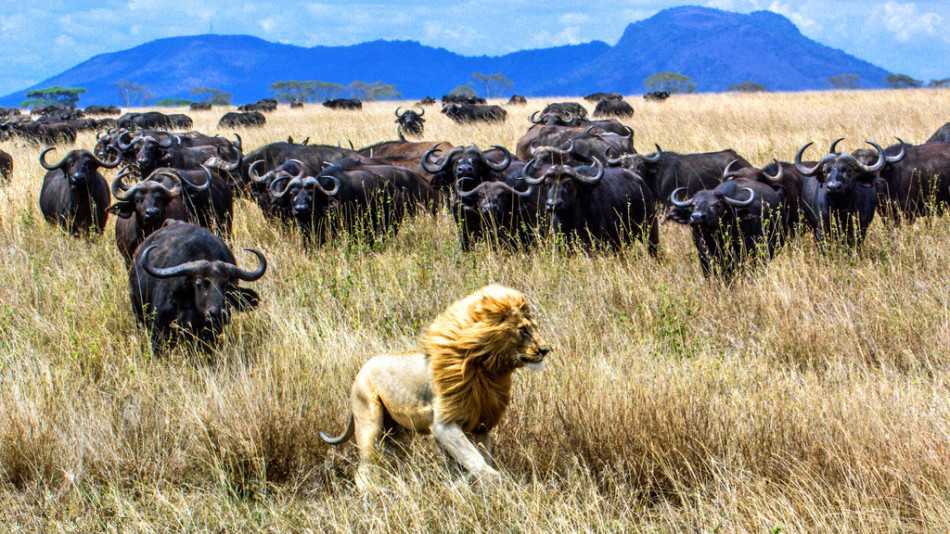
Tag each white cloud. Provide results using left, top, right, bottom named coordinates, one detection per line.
left=881, top=1, right=943, bottom=42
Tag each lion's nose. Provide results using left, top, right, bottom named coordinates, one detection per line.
left=537, top=347, right=551, bottom=357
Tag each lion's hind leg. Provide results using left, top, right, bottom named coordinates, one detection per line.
left=352, top=389, right=386, bottom=491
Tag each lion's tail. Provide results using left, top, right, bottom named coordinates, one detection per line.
left=319, top=414, right=355, bottom=445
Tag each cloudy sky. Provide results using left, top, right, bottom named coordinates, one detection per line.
left=0, top=0, right=947, bottom=95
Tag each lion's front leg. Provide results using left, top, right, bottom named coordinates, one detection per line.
left=470, top=431, right=494, bottom=468
left=432, top=417, right=501, bottom=484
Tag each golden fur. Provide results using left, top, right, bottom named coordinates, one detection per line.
left=320, top=284, right=550, bottom=486
left=423, top=284, right=543, bottom=433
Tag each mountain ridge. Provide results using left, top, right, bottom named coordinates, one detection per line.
left=0, top=6, right=892, bottom=107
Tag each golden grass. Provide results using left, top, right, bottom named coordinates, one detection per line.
left=1, top=90, right=949, bottom=532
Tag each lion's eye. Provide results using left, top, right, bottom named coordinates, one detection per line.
left=519, top=326, right=530, bottom=339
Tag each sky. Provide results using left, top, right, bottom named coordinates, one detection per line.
left=0, top=0, right=948, bottom=96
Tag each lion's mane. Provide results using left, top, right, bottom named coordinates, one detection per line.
left=421, top=284, right=530, bottom=433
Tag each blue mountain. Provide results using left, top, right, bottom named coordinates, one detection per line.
left=0, top=6, right=892, bottom=107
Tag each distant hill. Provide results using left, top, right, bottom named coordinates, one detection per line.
left=0, top=6, right=891, bottom=107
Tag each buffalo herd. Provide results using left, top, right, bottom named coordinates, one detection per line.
left=7, top=93, right=950, bottom=351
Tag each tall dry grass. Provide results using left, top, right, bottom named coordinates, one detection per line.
left=0, top=90, right=949, bottom=532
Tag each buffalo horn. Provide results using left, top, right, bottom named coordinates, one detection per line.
left=39, top=147, right=67, bottom=170
left=724, top=187, right=756, bottom=207
left=670, top=187, right=693, bottom=208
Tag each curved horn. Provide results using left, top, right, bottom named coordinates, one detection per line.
left=522, top=158, right=545, bottom=185
left=574, top=158, right=605, bottom=185
left=214, top=143, right=242, bottom=172
left=829, top=137, right=845, bottom=154
left=763, top=159, right=784, bottom=183
left=643, top=144, right=662, bottom=163
left=794, top=142, right=822, bottom=176
left=724, top=187, right=756, bottom=207
left=496, top=178, right=534, bottom=198
left=855, top=141, right=887, bottom=173
left=224, top=249, right=267, bottom=282
left=414, top=106, right=424, bottom=117
left=157, top=131, right=176, bottom=148
left=117, top=130, right=137, bottom=150
left=142, top=246, right=206, bottom=279
left=39, top=147, right=67, bottom=170
left=269, top=176, right=302, bottom=199
left=91, top=146, right=122, bottom=168
left=421, top=145, right=462, bottom=173
left=670, top=187, right=693, bottom=208
left=248, top=159, right=268, bottom=183
left=722, top=159, right=742, bottom=180
left=562, top=110, right=574, bottom=124
left=484, top=145, right=511, bottom=171
left=603, top=147, right=626, bottom=166
left=147, top=170, right=185, bottom=197
left=111, top=173, right=144, bottom=201
left=887, top=137, right=907, bottom=163
left=310, top=174, right=341, bottom=197
left=454, top=176, right=480, bottom=198
left=395, top=106, right=404, bottom=118
left=621, top=125, right=634, bottom=139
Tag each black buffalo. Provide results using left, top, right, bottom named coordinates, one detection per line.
left=541, top=102, right=588, bottom=119
left=605, top=146, right=752, bottom=208
left=85, top=105, right=121, bottom=116
left=927, top=122, right=950, bottom=144
left=38, top=147, right=120, bottom=235
left=795, top=139, right=888, bottom=249
left=669, top=179, right=786, bottom=280
left=524, top=159, right=659, bottom=254
left=441, top=94, right=486, bottom=105
left=117, top=112, right=174, bottom=130
left=592, top=99, right=634, bottom=118
left=323, top=98, right=363, bottom=110
left=109, top=167, right=192, bottom=265
left=395, top=106, right=426, bottom=138
left=129, top=221, right=266, bottom=353
left=441, top=104, right=507, bottom=123
left=584, top=92, right=623, bottom=102
left=239, top=99, right=277, bottom=112
left=643, top=91, right=670, bottom=102
left=218, top=111, right=266, bottom=128
left=451, top=163, right=544, bottom=251
left=0, top=149, right=11, bottom=184
left=507, top=95, right=528, bottom=105
left=417, top=96, right=437, bottom=106
left=190, top=102, right=212, bottom=111
left=268, top=158, right=430, bottom=247
left=854, top=140, right=949, bottom=223
left=421, top=144, right=513, bottom=190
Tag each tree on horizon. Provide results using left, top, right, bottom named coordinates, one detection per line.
left=643, top=72, right=696, bottom=94
left=114, top=81, right=154, bottom=106
left=827, top=74, right=861, bottom=90
left=21, top=87, right=86, bottom=109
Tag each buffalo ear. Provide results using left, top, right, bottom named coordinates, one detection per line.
left=666, top=206, right=691, bottom=225
left=107, top=202, right=134, bottom=218
left=229, top=287, right=260, bottom=311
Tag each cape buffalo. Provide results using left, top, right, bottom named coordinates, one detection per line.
left=109, top=167, right=193, bottom=265
left=927, top=122, right=950, bottom=144
left=85, top=105, right=121, bottom=116
left=395, top=106, right=425, bottom=138
left=605, top=146, right=752, bottom=208
left=592, top=99, right=634, bottom=118
left=451, top=163, right=544, bottom=251
left=584, top=93, right=623, bottom=102
left=218, top=111, right=266, bottom=128
left=507, top=95, right=528, bottom=105
left=129, top=221, right=266, bottom=353
left=524, top=159, right=659, bottom=254
left=0, top=149, right=11, bottom=184
left=795, top=138, right=888, bottom=249
left=441, top=104, right=507, bottom=123
left=38, top=147, right=120, bottom=235
left=669, top=178, right=786, bottom=280
left=854, top=140, right=948, bottom=223
left=323, top=98, right=362, bottom=110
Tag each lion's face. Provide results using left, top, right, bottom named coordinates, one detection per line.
left=503, top=306, right=551, bottom=368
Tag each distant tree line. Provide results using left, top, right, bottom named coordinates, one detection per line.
left=270, top=80, right=401, bottom=102
left=827, top=73, right=949, bottom=90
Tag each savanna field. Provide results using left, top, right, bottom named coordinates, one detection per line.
left=2, top=90, right=950, bottom=532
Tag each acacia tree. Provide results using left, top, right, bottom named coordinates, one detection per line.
left=190, top=87, right=232, bottom=106
left=471, top=72, right=513, bottom=98
left=449, top=85, right=476, bottom=96
left=886, top=74, right=923, bottom=89
left=21, top=87, right=87, bottom=109
left=643, top=72, right=696, bottom=94
left=114, top=81, right=154, bottom=106
left=726, top=81, right=769, bottom=93
left=348, top=80, right=401, bottom=101
left=929, top=78, right=950, bottom=88
left=827, top=74, right=860, bottom=89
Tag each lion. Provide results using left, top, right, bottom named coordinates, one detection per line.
left=320, top=284, right=551, bottom=488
